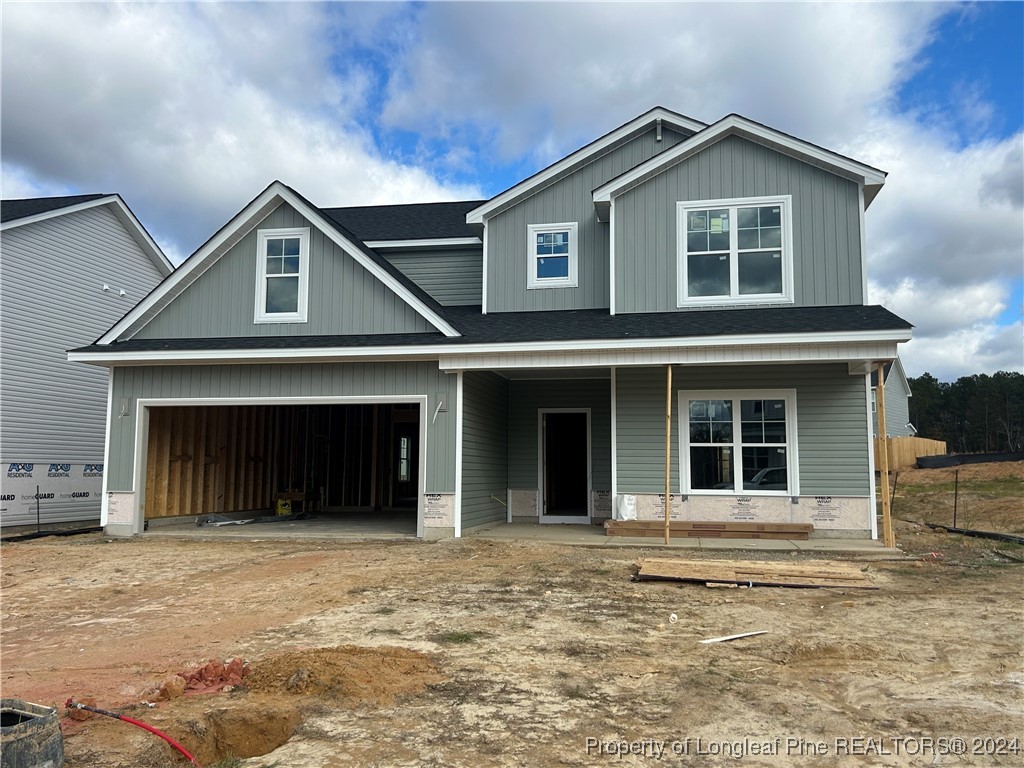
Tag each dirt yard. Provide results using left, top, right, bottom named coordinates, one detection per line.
left=2, top=469, right=1022, bottom=767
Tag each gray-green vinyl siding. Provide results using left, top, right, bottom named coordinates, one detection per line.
left=615, top=364, right=870, bottom=496
left=2, top=205, right=165, bottom=463
left=461, top=372, right=509, bottom=528
left=135, top=203, right=433, bottom=339
left=486, top=126, right=691, bottom=312
left=382, top=247, right=482, bottom=306
left=614, top=135, right=864, bottom=313
left=874, top=375, right=912, bottom=437
left=1, top=205, right=166, bottom=524
left=508, top=378, right=611, bottom=490
left=107, top=362, right=457, bottom=493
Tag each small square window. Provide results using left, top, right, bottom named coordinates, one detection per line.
left=527, top=222, right=578, bottom=289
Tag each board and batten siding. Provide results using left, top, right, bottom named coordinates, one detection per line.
left=461, top=371, right=509, bottom=529
left=134, top=203, right=433, bottom=339
left=2, top=205, right=166, bottom=524
left=107, top=362, right=457, bottom=495
left=486, top=126, right=691, bottom=313
left=507, top=378, right=612, bottom=490
left=874, top=375, right=912, bottom=437
left=381, top=247, right=482, bottom=306
left=615, top=363, right=870, bottom=496
left=614, top=134, right=864, bottom=313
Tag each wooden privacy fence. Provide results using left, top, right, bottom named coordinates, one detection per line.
left=874, top=436, right=946, bottom=470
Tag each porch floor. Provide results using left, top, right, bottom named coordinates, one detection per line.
left=138, top=514, right=895, bottom=553
left=465, top=521, right=897, bottom=553
left=143, top=510, right=417, bottom=540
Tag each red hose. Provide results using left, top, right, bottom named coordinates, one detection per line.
left=65, top=699, right=202, bottom=767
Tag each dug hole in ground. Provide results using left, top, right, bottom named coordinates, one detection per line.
left=1, top=461, right=1022, bottom=767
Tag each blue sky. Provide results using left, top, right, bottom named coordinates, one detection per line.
left=2, top=1, right=1022, bottom=381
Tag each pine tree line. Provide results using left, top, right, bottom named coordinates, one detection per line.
left=908, top=371, right=1024, bottom=454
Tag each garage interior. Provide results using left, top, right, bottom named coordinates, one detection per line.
left=143, top=404, right=420, bottom=532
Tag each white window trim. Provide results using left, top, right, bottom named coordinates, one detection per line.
left=678, top=389, right=800, bottom=496
left=527, top=222, right=578, bottom=289
left=254, top=227, right=310, bottom=324
left=676, top=195, right=794, bottom=307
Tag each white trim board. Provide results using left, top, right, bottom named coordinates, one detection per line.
left=593, top=114, right=887, bottom=212
left=97, top=181, right=460, bottom=343
left=70, top=329, right=911, bottom=367
left=364, top=237, right=482, bottom=250
left=466, top=107, right=706, bottom=224
left=454, top=371, right=464, bottom=538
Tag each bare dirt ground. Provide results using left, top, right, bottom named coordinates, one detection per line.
left=2, top=467, right=1022, bottom=767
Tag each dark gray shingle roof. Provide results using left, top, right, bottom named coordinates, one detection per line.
left=321, top=200, right=486, bottom=242
left=1, top=194, right=109, bottom=224
left=73, top=304, right=912, bottom=354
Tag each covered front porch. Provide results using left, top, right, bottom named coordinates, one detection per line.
left=453, top=352, right=898, bottom=542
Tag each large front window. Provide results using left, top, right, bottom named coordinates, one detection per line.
left=680, top=390, right=797, bottom=494
left=255, top=228, right=310, bottom=323
left=677, top=196, right=792, bottom=304
left=527, top=222, right=578, bottom=289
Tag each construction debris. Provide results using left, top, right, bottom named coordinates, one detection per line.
left=636, top=558, right=877, bottom=589
left=699, top=630, right=768, bottom=644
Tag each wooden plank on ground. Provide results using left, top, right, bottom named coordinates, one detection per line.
left=637, top=558, right=876, bottom=589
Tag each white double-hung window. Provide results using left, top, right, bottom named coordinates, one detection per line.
left=677, top=195, right=793, bottom=305
left=680, top=390, right=799, bottom=495
left=527, top=222, right=578, bottom=289
left=255, top=227, right=310, bottom=323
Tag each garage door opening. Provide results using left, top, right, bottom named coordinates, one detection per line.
left=142, top=403, right=421, bottom=534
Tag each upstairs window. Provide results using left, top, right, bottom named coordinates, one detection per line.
left=527, top=222, right=578, bottom=289
left=255, top=228, right=309, bottom=323
left=677, top=196, right=793, bottom=305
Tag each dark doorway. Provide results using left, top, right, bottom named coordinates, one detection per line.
left=389, top=412, right=419, bottom=508
left=542, top=411, right=589, bottom=518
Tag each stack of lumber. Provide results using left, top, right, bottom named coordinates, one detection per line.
left=604, top=520, right=813, bottom=540
left=636, top=557, right=876, bottom=589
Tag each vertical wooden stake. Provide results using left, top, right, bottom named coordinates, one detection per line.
left=876, top=361, right=894, bottom=548
left=665, top=364, right=673, bottom=546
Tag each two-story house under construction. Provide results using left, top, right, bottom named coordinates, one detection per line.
left=70, top=108, right=912, bottom=539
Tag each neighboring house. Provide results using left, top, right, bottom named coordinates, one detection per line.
left=871, top=357, right=916, bottom=437
left=70, top=108, right=912, bottom=540
left=1, top=194, right=172, bottom=527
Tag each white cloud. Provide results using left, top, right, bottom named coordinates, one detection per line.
left=381, top=2, right=946, bottom=162
left=898, top=322, right=1023, bottom=381
left=855, top=121, right=1023, bottom=290
left=870, top=278, right=1008, bottom=338
left=0, top=3, right=478, bottom=260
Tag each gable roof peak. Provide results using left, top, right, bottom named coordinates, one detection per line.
left=592, top=112, right=888, bottom=213
left=465, top=107, right=707, bottom=224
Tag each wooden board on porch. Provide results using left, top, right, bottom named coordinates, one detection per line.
left=604, top=520, right=812, bottom=539
left=636, top=558, right=877, bottom=589
left=606, top=520, right=813, bottom=533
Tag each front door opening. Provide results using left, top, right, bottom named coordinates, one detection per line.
left=541, top=410, right=590, bottom=521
